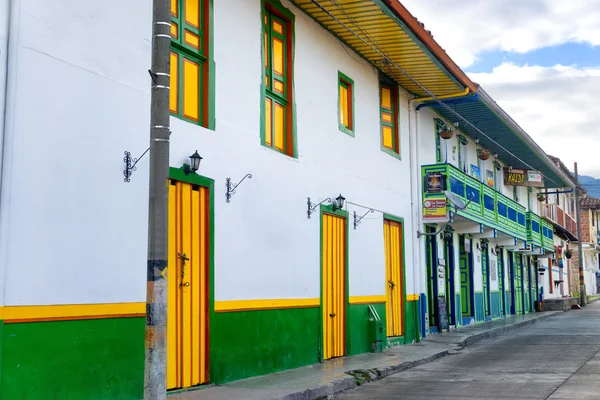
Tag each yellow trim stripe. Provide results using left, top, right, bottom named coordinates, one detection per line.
left=214, top=298, right=320, bottom=312
left=0, top=295, right=423, bottom=321
left=0, top=302, right=145, bottom=323
left=349, top=295, right=386, bottom=304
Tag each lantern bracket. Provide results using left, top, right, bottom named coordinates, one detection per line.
left=353, top=209, right=374, bottom=229
left=226, top=174, right=253, bottom=203
left=123, top=147, right=150, bottom=183
left=307, top=197, right=331, bottom=219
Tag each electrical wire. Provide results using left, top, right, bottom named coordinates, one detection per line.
left=313, top=0, right=562, bottom=187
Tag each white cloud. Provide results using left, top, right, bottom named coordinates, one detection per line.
left=469, top=63, right=600, bottom=177
left=399, top=0, right=600, bottom=67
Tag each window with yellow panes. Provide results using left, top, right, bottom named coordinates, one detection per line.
left=380, top=82, right=399, bottom=155
left=170, top=0, right=210, bottom=126
left=263, top=4, right=294, bottom=156
left=338, top=72, right=354, bottom=136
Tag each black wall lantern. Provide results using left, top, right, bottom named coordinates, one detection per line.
left=333, top=194, right=346, bottom=211
left=184, top=150, right=203, bottom=175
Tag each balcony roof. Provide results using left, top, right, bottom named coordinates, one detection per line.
left=420, top=89, right=574, bottom=189
left=290, top=0, right=477, bottom=96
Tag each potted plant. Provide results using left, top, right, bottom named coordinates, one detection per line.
left=439, top=128, right=454, bottom=139
left=477, top=148, right=490, bottom=160
left=537, top=193, right=546, bottom=202
left=565, top=249, right=573, bottom=259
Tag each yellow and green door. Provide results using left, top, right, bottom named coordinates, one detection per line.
left=167, top=175, right=212, bottom=389
left=321, top=209, right=347, bottom=360
left=384, top=218, right=404, bottom=338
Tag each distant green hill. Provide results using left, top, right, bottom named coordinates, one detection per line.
left=580, top=175, right=600, bottom=198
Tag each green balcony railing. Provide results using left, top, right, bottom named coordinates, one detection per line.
left=526, top=212, right=543, bottom=249
left=541, top=219, right=554, bottom=250
left=422, top=163, right=536, bottom=242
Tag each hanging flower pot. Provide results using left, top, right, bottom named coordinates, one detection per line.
left=440, top=129, right=454, bottom=139
left=477, top=148, right=490, bottom=160
left=565, top=249, right=573, bottom=259
left=537, top=193, right=546, bottom=202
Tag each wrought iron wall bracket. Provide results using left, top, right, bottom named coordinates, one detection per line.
left=353, top=209, right=374, bottom=229
left=226, top=174, right=252, bottom=203
left=123, top=147, right=150, bottom=183
left=307, top=197, right=331, bottom=219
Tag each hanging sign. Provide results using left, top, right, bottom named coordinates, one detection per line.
left=426, top=172, right=445, bottom=193
left=471, top=164, right=480, bottom=180
left=503, top=168, right=545, bottom=187
left=423, top=199, right=448, bottom=223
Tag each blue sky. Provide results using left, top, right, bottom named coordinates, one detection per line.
left=400, top=0, right=600, bottom=178
left=465, top=42, right=600, bottom=73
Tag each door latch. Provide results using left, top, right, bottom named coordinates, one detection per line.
left=329, top=313, right=336, bottom=317
left=388, top=280, right=396, bottom=289
left=177, top=253, right=190, bottom=287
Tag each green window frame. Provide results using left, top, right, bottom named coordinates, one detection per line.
left=338, top=71, right=354, bottom=136
left=261, top=0, right=297, bottom=157
left=380, top=81, right=400, bottom=158
left=170, top=0, right=215, bottom=129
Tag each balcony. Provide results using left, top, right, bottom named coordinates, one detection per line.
left=541, top=203, right=578, bottom=241
left=422, top=163, right=553, bottom=251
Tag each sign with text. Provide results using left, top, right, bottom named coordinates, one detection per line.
left=503, top=168, right=544, bottom=187
left=423, top=199, right=448, bottom=223
left=426, top=172, right=445, bottom=192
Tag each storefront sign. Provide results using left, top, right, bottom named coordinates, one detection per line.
left=423, top=198, right=448, bottom=223
left=503, top=168, right=544, bottom=187
left=426, top=172, right=444, bottom=192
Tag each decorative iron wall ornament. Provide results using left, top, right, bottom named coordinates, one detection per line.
left=307, top=197, right=331, bottom=219
left=123, top=148, right=150, bottom=183
left=353, top=209, right=374, bottom=229
left=225, top=174, right=253, bottom=203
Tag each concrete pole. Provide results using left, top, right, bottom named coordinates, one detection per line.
left=144, top=0, right=171, bottom=398
left=574, top=162, right=586, bottom=306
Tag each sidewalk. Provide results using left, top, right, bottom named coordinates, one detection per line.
left=169, top=310, right=561, bottom=400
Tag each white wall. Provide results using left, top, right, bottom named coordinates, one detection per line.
left=1, top=0, right=417, bottom=306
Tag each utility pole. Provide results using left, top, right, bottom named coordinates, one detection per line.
left=574, top=162, right=586, bottom=307
left=144, top=0, right=171, bottom=398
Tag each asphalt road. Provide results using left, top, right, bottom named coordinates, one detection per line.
left=336, top=301, right=600, bottom=400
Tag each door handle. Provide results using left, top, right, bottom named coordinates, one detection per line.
left=329, top=313, right=336, bottom=317
left=177, top=253, right=190, bottom=281
left=388, top=280, right=396, bottom=289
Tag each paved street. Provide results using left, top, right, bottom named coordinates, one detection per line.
left=337, top=302, right=600, bottom=400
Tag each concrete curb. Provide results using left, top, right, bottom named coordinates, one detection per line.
left=278, top=311, right=562, bottom=400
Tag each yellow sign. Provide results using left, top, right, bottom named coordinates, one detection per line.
left=423, top=199, right=447, bottom=222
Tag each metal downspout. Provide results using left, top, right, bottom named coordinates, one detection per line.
left=414, top=87, right=470, bottom=102
left=408, top=97, right=421, bottom=341
left=0, top=0, right=20, bottom=311
left=415, top=93, right=480, bottom=111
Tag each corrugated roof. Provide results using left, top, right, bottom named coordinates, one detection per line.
left=291, top=0, right=476, bottom=96
left=422, top=89, right=574, bottom=189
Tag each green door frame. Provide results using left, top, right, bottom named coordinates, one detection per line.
left=168, top=166, right=215, bottom=382
left=318, top=204, right=349, bottom=362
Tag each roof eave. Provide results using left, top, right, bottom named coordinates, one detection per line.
left=380, top=0, right=478, bottom=94
left=478, top=89, right=576, bottom=189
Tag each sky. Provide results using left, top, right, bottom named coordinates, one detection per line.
left=400, top=0, right=600, bottom=178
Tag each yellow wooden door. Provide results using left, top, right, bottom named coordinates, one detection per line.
left=384, top=219, right=404, bottom=337
left=167, top=180, right=210, bottom=389
left=322, top=212, right=346, bottom=360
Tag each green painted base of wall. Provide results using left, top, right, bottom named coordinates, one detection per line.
left=491, top=291, right=500, bottom=318
left=454, top=293, right=462, bottom=327
left=474, top=292, right=484, bottom=322
left=210, top=307, right=320, bottom=384
left=1, top=317, right=145, bottom=400
left=404, top=300, right=418, bottom=343
left=347, top=303, right=387, bottom=355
